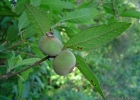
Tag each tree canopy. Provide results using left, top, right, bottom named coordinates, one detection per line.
left=0, top=0, right=140, bottom=100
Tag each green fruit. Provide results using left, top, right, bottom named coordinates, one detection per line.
left=38, top=35, right=62, bottom=56
left=53, top=50, right=76, bottom=76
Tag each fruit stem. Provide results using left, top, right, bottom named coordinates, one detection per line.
left=46, top=31, right=53, bottom=36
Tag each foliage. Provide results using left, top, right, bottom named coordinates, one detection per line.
left=0, top=0, right=140, bottom=100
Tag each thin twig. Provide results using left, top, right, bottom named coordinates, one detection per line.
left=0, top=56, right=49, bottom=80
left=2, top=41, right=8, bottom=46
left=8, top=50, right=37, bottom=57
left=0, top=40, right=24, bottom=53
left=111, top=0, right=117, bottom=18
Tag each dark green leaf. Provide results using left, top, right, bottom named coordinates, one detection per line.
left=15, top=0, right=29, bottom=14
left=121, top=10, right=140, bottom=18
left=118, top=6, right=126, bottom=14
left=18, top=12, right=30, bottom=31
left=103, top=3, right=114, bottom=15
left=0, top=17, right=11, bottom=28
left=0, top=9, right=18, bottom=16
left=8, top=52, right=15, bottom=70
left=78, top=1, right=98, bottom=9
left=14, top=58, right=41, bottom=68
left=0, top=2, right=3, bottom=8
left=0, top=44, right=5, bottom=51
left=21, top=68, right=33, bottom=81
left=52, top=29, right=62, bottom=41
left=76, top=55, right=105, bottom=100
left=21, top=81, right=30, bottom=98
left=10, top=55, right=22, bottom=70
left=18, top=78, right=25, bottom=97
left=0, top=52, right=11, bottom=58
left=0, top=95, right=11, bottom=100
left=7, top=25, right=18, bottom=42
left=23, top=25, right=36, bottom=38
left=18, top=69, right=33, bottom=97
left=25, top=4, right=51, bottom=35
left=41, top=0, right=74, bottom=10
left=64, top=22, right=131, bottom=51
left=31, top=46, right=45, bottom=58
left=35, top=75, right=44, bottom=88
left=30, top=0, right=41, bottom=7
left=108, top=16, right=117, bottom=24
left=61, top=8, right=98, bottom=23
left=7, top=56, right=41, bottom=71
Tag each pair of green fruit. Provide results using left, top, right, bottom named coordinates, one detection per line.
left=38, top=35, right=76, bottom=76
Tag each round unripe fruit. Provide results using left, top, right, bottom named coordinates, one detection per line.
left=38, top=35, right=62, bottom=56
left=53, top=50, right=76, bottom=76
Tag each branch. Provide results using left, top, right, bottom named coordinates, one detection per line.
left=0, top=40, right=24, bottom=53
left=0, top=56, right=50, bottom=80
left=8, top=50, right=37, bottom=57
left=111, top=0, right=117, bottom=17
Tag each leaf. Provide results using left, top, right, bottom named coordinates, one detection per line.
left=7, top=53, right=23, bottom=71
left=0, top=9, right=18, bottom=16
left=7, top=56, right=40, bottom=72
left=31, top=46, right=45, bottom=58
left=8, top=52, right=15, bottom=69
left=18, top=11, right=30, bottom=31
left=25, top=4, right=51, bottom=35
left=0, top=52, right=11, bottom=58
left=7, top=25, right=18, bottom=42
left=78, top=1, right=98, bottom=9
left=21, top=81, right=30, bottom=98
left=0, top=95, right=11, bottom=100
left=15, top=0, right=29, bottom=14
left=7, top=52, right=16, bottom=72
left=18, top=68, right=33, bottom=96
left=1, top=17, right=11, bottom=27
left=18, top=78, right=25, bottom=97
left=30, top=0, right=41, bottom=7
left=14, top=58, right=41, bottom=68
left=64, top=22, right=131, bottom=51
left=47, top=6, right=53, bottom=25
left=0, top=45, right=11, bottom=58
left=0, top=2, right=3, bottom=8
left=103, top=3, right=114, bottom=15
left=10, top=55, right=22, bottom=70
left=61, top=8, right=98, bottom=23
left=52, top=29, right=62, bottom=41
left=35, top=75, right=44, bottom=88
left=23, top=25, right=36, bottom=38
left=41, top=0, right=74, bottom=10
left=121, top=10, right=140, bottom=18
left=108, top=16, right=117, bottom=24
left=3, top=0, right=11, bottom=9
left=76, top=55, right=105, bottom=100
left=118, top=6, right=126, bottom=14
left=21, top=68, right=33, bottom=81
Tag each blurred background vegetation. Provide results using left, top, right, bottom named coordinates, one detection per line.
left=0, top=0, right=140, bottom=100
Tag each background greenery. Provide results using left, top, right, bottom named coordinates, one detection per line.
left=0, top=0, right=140, bottom=100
